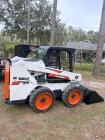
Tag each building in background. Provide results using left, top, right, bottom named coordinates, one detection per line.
left=66, top=41, right=105, bottom=63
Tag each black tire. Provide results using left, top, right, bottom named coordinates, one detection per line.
left=29, top=87, right=55, bottom=113
left=62, top=86, right=83, bottom=108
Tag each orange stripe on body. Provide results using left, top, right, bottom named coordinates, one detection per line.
left=48, top=73, right=58, bottom=78
left=4, top=62, right=10, bottom=100
left=48, top=73, right=70, bottom=80
left=11, top=81, right=21, bottom=85
left=51, top=69, right=62, bottom=73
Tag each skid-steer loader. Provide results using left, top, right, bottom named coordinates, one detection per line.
left=4, top=45, right=104, bottom=113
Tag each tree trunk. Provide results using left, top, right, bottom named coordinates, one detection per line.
left=50, top=0, right=57, bottom=46
left=93, top=0, right=105, bottom=76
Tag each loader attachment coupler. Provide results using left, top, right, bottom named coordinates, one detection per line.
left=80, top=86, right=104, bottom=105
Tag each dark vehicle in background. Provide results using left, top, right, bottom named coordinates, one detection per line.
left=0, top=51, right=5, bottom=74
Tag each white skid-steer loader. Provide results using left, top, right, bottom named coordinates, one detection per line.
left=4, top=45, right=104, bottom=113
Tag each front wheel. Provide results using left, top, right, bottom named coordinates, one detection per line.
left=29, top=87, right=55, bottom=113
left=62, top=86, right=83, bottom=108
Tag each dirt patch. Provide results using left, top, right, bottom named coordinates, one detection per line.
left=83, top=80, right=105, bottom=99
left=0, top=78, right=105, bottom=140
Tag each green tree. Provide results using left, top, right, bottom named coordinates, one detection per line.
left=64, top=27, right=87, bottom=43
left=87, top=31, right=99, bottom=43
left=0, top=0, right=52, bottom=44
left=55, top=21, right=66, bottom=45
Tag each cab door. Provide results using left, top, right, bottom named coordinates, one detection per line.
left=46, top=50, right=59, bottom=69
left=59, top=51, right=70, bottom=71
left=44, top=47, right=74, bottom=72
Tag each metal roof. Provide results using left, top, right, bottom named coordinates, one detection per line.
left=66, top=41, right=105, bottom=51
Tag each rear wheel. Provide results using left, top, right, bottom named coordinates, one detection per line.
left=29, top=87, right=54, bottom=113
left=62, top=86, right=83, bottom=108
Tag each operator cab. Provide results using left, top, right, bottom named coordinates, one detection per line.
left=15, top=45, right=75, bottom=72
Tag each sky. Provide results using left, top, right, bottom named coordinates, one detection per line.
left=0, top=0, right=103, bottom=32
left=49, top=0, right=103, bottom=31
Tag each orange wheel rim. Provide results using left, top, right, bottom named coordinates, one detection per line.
left=68, top=90, right=81, bottom=105
left=35, top=92, right=53, bottom=110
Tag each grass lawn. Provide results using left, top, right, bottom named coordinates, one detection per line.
left=74, top=63, right=105, bottom=81
left=0, top=71, right=105, bottom=140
